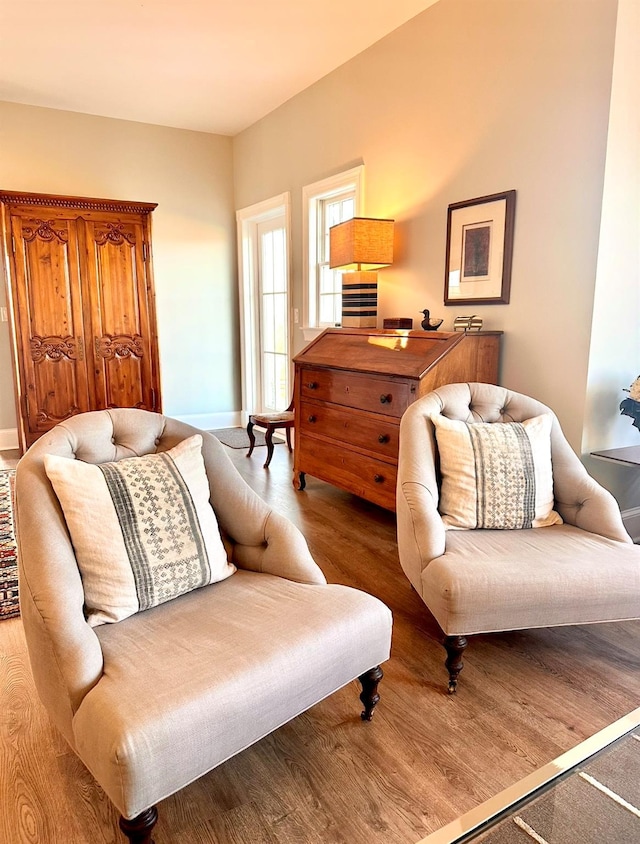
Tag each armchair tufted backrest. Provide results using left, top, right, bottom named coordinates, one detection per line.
left=16, top=408, right=323, bottom=750
left=396, top=383, right=631, bottom=588
left=16, top=410, right=175, bottom=747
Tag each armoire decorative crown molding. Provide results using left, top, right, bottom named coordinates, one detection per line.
left=0, top=190, right=157, bottom=215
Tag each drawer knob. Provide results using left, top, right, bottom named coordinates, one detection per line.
left=379, top=394, right=392, bottom=404
left=306, top=381, right=318, bottom=390
left=374, top=474, right=385, bottom=483
left=378, top=434, right=390, bottom=444
left=307, top=415, right=316, bottom=423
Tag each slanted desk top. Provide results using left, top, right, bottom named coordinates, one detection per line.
left=296, top=328, right=467, bottom=378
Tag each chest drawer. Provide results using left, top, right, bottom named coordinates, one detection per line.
left=296, top=437, right=397, bottom=511
left=300, top=400, right=399, bottom=459
left=299, top=366, right=412, bottom=418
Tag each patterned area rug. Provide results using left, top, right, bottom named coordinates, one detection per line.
left=0, top=469, right=19, bottom=620
left=211, top=427, right=283, bottom=449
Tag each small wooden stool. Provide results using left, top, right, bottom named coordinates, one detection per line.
left=246, top=402, right=294, bottom=468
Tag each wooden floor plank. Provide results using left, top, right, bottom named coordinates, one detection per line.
left=2, top=441, right=640, bottom=843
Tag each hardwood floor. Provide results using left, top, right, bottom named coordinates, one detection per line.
left=2, top=439, right=640, bottom=843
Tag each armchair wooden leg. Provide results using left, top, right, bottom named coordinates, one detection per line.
left=119, top=806, right=158, bottom=844
left=246, top=421, right=256, bottom=457
left=285, top=425, right=293, bottom=452
left=359, top=665, right=383, bottom=721
left=444, top=635, right=468, bottom=694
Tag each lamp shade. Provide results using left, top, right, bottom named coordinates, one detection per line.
left=329, top=217, right=394, bottom=270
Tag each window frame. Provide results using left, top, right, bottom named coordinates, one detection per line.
left=302, top=166, right=364, bottom=330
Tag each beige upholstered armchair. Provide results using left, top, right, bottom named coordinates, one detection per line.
left=396, top=382, right=640, bottom=693
left=16, top=409, right=392, bottom=843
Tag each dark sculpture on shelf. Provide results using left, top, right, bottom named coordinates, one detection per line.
left=420, top=309, right=443, bottom=331
left=620, top=376, right=640, bottom=432
left=620, top=398, right=640, bottom=432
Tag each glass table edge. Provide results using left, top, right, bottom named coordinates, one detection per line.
left=416, top=705, right=640, bottom=844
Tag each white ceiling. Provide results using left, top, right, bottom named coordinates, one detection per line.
left=0, top=0, right=438, bottom=136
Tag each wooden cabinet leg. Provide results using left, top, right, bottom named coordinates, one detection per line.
left=119, top=806, right=158, bottom=844
left=359, top=665, right=383, bottom=721
left=292, top=470, right=306, bottom=491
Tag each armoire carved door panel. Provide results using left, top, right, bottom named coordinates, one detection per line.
left=0, top=191, right=162, bottom=451
left=81, top=217, right=157, bottom=412
left=10, top=214, right=92, bottom=439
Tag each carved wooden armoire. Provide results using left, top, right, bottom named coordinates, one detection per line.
left=0, top=191, right=162, bottom=451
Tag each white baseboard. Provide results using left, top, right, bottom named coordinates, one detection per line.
left=171, top=411, right=242, bottom=431
left=622, top=507, right=640, bottom=543
left=0, top=428, right=18, bottom=451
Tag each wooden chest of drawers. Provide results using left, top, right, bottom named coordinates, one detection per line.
left=293, top=328, right=501, bottom=511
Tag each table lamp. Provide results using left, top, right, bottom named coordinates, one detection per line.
left=329, top=217, right=394, bottom=328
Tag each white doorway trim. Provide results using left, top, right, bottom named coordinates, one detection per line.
left=236, top=192, right=291, bottom=423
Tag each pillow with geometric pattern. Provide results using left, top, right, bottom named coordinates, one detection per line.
left=431, top=414, right=563, bottom=530
left=44, top=434, right=235, bottom=626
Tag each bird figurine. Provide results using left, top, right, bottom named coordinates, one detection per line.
left=420, top=309, right=443, bottom=331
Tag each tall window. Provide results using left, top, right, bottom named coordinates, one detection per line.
left=303, top=166, right=364, bottom=329
left=317, top=191, right=355, bottom=326
left=258, top=220, right=289, bottom=411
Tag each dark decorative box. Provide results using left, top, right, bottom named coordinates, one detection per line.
left=383, top=318, right=413, bottom=329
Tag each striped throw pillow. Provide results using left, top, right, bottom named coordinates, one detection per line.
left=431, top=414, right=563, bottom=530
left=44, top=435, right=235, bottom=626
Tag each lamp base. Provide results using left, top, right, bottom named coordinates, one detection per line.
left=341, top=271, right=377, bottom=330
left=342, top=315, right=377, bottom=328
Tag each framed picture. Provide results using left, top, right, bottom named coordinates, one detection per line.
left=444, top=190, right=516, bottom=305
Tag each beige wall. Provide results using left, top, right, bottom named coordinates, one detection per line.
left=233, top=0, right=618, bottom=453
left=0, top=102, right=238, bottom=438
left=2, top=0, right=636, bottom=519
